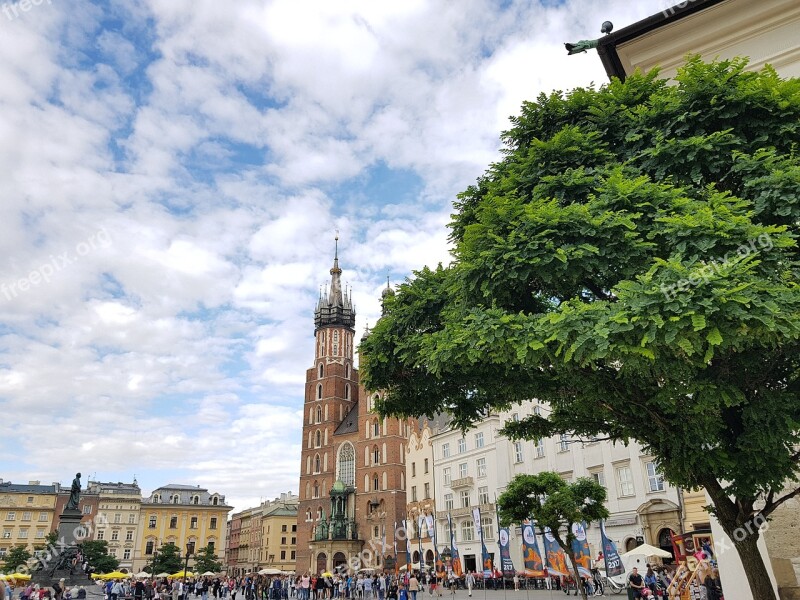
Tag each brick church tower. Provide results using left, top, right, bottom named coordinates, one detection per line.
left=296, top=240, right=409, bottom=575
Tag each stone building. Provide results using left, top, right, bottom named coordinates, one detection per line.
left=0, top=480, right=58, bottom=560
left=87, top=480, right=141, bottom=572
left=405, top=419, right=441, bottom=571
left=133, top=484, right=232, bottom=573
left=295, top=242, right=409, bottom=575
left=259, top=492, right=299, bottom=571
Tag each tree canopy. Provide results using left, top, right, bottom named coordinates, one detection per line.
left=360, top=58, right=800, bottom=600
left=498, top=473, right=608, bottom=600
left=81, top=540, right=120, bottom=574
left=2, top=546, right=32, bottom=572
left=146, top=542, right=183, bottom=575
left=192, top=545, right=222, bottom=575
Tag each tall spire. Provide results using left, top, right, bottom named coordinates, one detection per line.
left=314, top=233, right=356, bottom=331
left=329, top=233, right=343, bottom=307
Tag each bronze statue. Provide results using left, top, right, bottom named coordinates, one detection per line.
left=564, top=39, right=599, bottom=55
left=65, top=473, right=81, bottom=511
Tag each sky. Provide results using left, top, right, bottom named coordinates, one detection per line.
left=0, top=0, right=674, bottom=514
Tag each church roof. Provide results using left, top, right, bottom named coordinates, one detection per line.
left=315, top=236, right=356, bottom=331
left=334, top=401, right=360, bottom=435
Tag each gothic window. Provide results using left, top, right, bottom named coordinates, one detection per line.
left=337, top=442, right=355, bottom=487
left=313, top=482, right=320, bottom=499
left=316, top=406, right=322, bottom=423
left=314, top=454, right=321, bottom=473
left=346, top=363, right=351, bottom=379
left=319, top=364, right=324, bottom=378
left=317, top=384, right=323, bottom=400
left=373, top=475, right=379, bottom=491
left=345, top=384, right=350, bottom=400
left=315, top=430, right=321, bottom=447
left=373, top=419, right=380, bottom=437
left=373, top=446, right=380, bottom=465
left=333, top=330, right=340, bottom=356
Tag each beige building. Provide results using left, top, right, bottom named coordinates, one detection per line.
left=406, top=421, right=438, bottom=569
left=234, top=506, right=258, bottom=574
left=90, top=481, right=141, bottom=572
left=0, top=481, right=57, bottom=560
left=259, top=492, right=299, bottom=571
left=133, top=484, right=232, bottom=573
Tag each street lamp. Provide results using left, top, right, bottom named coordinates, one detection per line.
left=183, top=542, right=195, bottom=594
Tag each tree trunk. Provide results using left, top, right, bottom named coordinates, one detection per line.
left=565, top=548, right=587, bottom=600
left=704, top=480, right=776, bottom=600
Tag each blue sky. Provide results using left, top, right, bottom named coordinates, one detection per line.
left=0, top=0, right=671, bottom=512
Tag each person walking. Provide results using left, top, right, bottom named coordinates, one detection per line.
left=465, top=572, right=474, bottom=598
left=407, top=575, right=419, bottom=600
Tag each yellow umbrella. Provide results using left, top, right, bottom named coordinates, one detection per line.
left=11, top=574, right=32, bottom=581
left=99, top=571, right=131, bottom=580
left=171, top=570, right=194, bottom=578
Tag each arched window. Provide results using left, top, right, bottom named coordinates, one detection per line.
left=333, top=330, right=340, bottom=356
left=316, top=406, right=322, bottom=423
left=212, top=496, right=219, bottom=506
left=336, top=442, right=355, bottom=487
left=317, top=384, right=323, bottom=400
left=313, top=482, right=320, bottom=499
left=373, top=446, right=380, bottom=465
left=306, top=510, right=312, bottom=522
left=171, top=495, right=179, bottom=504
left=315, top=430, right=321, bottom=447
left=345, top=384, right=350, bottom=400
left=346, top=364, right=351, bottom=379
left=373, top=419, right=380, bottom=437
left=314, top=454, right=321, bottom=473
left=373, top=475, right=379, bottom=491
left=152, top=494, right=160, bottom=503
left=317, top=507, right=323, bottom=520
left=319, top=364, right=324, bottom=378
left=191, top=495, right=199, bottom=505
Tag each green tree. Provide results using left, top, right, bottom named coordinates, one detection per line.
left=498, top=473, right=608, bottom=600
left=360, top=57, right=800, bottom=600
left=149, top=542, right=183, bottom=575
left=2, top=545, right=32, bottom=572
left=192, top=545, right=222, bottom=575
left=81, top=540, right=119, bottom=574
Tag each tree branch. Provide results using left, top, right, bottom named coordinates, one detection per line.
left=760, top=485, right=800, bottom=520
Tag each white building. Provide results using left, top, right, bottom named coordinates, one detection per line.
left=90, top=480, right=142, bottom=572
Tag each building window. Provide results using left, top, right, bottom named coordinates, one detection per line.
left=315, top=430, right=321, bottom=447
left=424, top=483, right=430, bottom=499
left=313, top=483, right=320, bottom=499
left=39, top=513, right=49, bottom=521
left=35, top=529, right=45, bottom=539
left=534, top=405, right=542, bottom=416
left=458, top=438, right=466, bottom=453
left=444, top=494, right=454, bottom=510
left=114, top=514, right=121, bottom=523
left=511, top=413, right=519, bottom=422
left=442, top=443, right=450, bottom=458
left=559, top=434, right=570, bottom=452
left=210, top=517, right=218, bottom=530
left=646, top=462, right=665, bottom=492
left=346, top=364, right=350, bottom=379
left=280, top=550, right=286, bottom=560
left=169, top=517, right=178, bottom=529
left=319, top=364, right=324, bottom=378
left=333, top=330, right=340, bottom=356
left=21, top=512, right=31, bottom=521
left=291, top=537, right=296, bottom=544
left=412, top=462, right=416, bottom=477
left=120, top=548, right=130, bottom=560
left=292, top=524, right=297, bottom=532
left=460, top=521, right=474, bottom=542
left=474, top=432, right=484, bottom=448
left=111, top=531, right=119, bottom=541
left=125, top=530, right=133, bottom=541
left=591, top=471, right=606, bottom=488
left=478, top=486, right=489, bottom=506
left=617, top=466, right=635, bottom=497
left=459, top=462, right=468, bottom=478
left=460, top=490, right=470, bottom=508
left=424, top=458, right=429, bottom=474
left=128, top=514, right=135, bottom=524
left=476, top=458, right=486, bottom=478
left=443, top=468, right=451, bottom=486
left=314, top=454, right=321, bottom=473
left=291, top=551, right=296, bottom=560
left=190, top=517, right=198, bottom=529
left=535, top=438, right=545, bottom=458
left=145, top=541, right=154, bottom=555
left=411, top=486, right=417, bottom=502
left=281, top=536, right=287, bottom=544
left=18, top=529, right=28, bottom=539
left=514, top=442, right=524, bottom=463
left=317, top=384, right=323, bottom=399
left=373, top=475, right=379, bottom=491
left=373, top=447, right=380, bottom=465
left=149, top=516, right=156, bottom=529
left=482, top=517, right=494, bottom=540
left=207, top=541, right=214, bottom=553
left=5, top=512, right=15, bottom=521
left=345, top=384, right=350, bottom=400
left=337, top=442, right=356, bottom=487
left=97, top=530, right=104, bottom=540
left=373, top=420, right=380, bottom=437
left=2, top=530, right=10, bottom=539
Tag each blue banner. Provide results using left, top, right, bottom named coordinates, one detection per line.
left=498, top=527, right=515, bottom=577
left=570, top=522, right=592, bottom=578
left=448, top=514, right=462, bottom=576
left=472, top=507, right=492, bottom=578
left=542, top=527, right=569, bottom=576
left=600, top=520, right=625, bottom=577
left=521, top=520, right=544, bottom=577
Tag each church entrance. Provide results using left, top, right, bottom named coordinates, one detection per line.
left=316, top=552, right=328, bottom=575
left=333, top=552, right=347, bottom=572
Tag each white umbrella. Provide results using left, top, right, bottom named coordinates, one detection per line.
left=201, top=572, right=216, bottom=577
left=135, top=572, right=151, bottom=579
left=259, top=569, right=281, bottom=575
left=621, top=543, right=672, bottom=559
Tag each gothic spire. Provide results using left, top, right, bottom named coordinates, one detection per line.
left=314, top=234, right=356, bottom=331
left=329, top=233, right=343, bottom=307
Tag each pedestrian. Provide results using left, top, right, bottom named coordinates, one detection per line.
left=407, top=575, right=418, bottom=600
left=465, top=572, right=474, bottom=598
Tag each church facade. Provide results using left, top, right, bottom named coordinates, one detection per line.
left=295, top=243, right=410, bottom=575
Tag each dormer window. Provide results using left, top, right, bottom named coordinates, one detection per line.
left=211, top=496, right=219, bottom=506
left=192, top=495, right=200, bottom=505
left=152, top=494, right=161, bottom=503
left=171, top=495, right=179, bottom=504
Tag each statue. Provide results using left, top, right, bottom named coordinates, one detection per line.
left=65, top=473, right=81, bottom=511
left=564, top=39, right=599, bottom=55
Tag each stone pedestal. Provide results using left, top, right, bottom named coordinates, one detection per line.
left=32, top=509, right=91, bottom=589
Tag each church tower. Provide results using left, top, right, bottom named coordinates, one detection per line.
left=296, top=241, right=410, bottom=576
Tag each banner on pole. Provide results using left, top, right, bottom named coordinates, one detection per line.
left=448, top=514, right=462, bottom=576
left=600, top=520, right=625, bottom=577
left=498, top=528, right=515, bottom=577
left=472, top=507, right=492, bottom=578
left=570, top=522, right=592, bottom=579
left=542, top=527, right=569, bottom=576
left=521, top=520, right=544, bottom=577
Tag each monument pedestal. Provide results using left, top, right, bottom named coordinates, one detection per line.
left=32, top=509, right=91, bottom=589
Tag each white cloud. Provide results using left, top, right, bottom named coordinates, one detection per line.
left=0, top=0, right=672, bottom=511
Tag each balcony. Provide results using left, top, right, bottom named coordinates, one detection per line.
left=313, top=519, right=359, bottom=542
left=449, top=477, right=474, bottom=489
left=436, top=503, right=494, bottom=520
